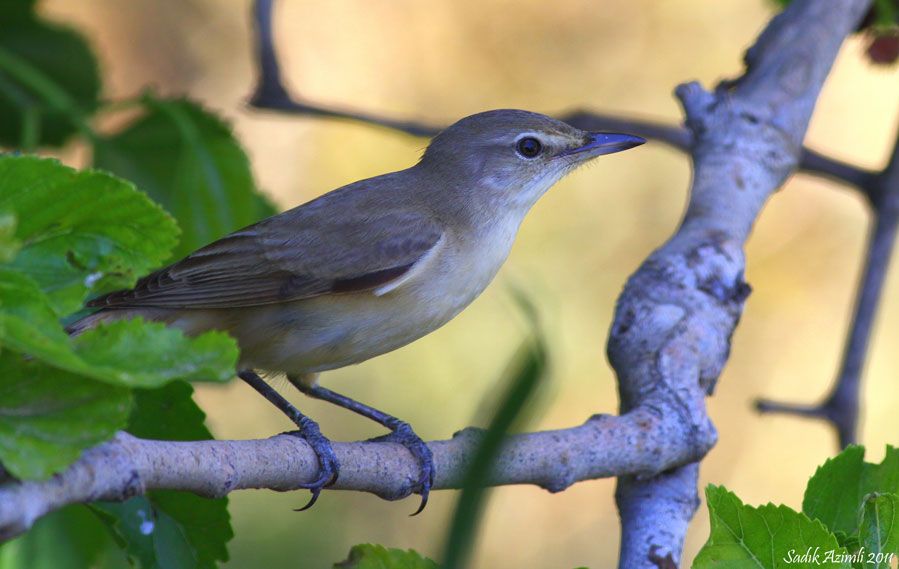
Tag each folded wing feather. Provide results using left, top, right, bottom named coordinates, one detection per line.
left=89, top=207, right=444, bottom=309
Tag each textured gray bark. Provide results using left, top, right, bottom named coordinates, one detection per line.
left=1, top=409, right=705, bottom=542
left=607, top=1, right=871, bottom=566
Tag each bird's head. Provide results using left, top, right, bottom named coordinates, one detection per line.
left=419, top=109, right=644, bottom=211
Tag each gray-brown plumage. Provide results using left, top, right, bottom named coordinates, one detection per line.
left=90, top=205, right=442, bottom=308
left=74, top=109, right=644, bottom=512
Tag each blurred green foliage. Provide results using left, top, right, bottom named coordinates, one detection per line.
left=0, top=0, right=99, bottom=148
left=91, top=493, right=231, bottom=569
left=0, top=505, right=128, bottom=569
left=93, top=97, right=277, bottom=260
left=441, top=292, right=547, bottom=569
left=334, top=544, right=440, bottom=569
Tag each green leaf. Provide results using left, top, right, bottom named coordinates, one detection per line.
left=0, top=270, right=237, bottom=387
left=0, top=355, right=131, bottom=479
left=856, top=493, right=899, bottom=568
left=0, top=267, right=74, bottom=365
left=0, top=154, right=178, bottom=315
left=91, top=491, right=232, bottom=569
left=335, top=544, right=440, bottom=569
left=0, top=10, right=100, bottom=148
left=127, top=381, right=212, bottom=442
left=0, top=0, right=36, bottom=24
left=872, top=0, right=897, bottom=29
left=0, top=505, right=127, bottom=569
left=0, top=212, right=20, bottom=262
left=803, top=446, right=899, bottom=535
left=93, top=97, right=277, bottom=259
left=72, top=319, right=238, bottom=387
left=103, top=384, right=231, bottom=568
left=93, top=381, right=227, bottom=565
left=0, top=155, right=236, bottom=387
left=833, top=530, right=860, bottom=552
left=694, top=485, right=851, bottom=568
left=0, top=310, right=234, bottom=477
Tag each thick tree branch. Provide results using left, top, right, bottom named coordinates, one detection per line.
left=605, top=1, right=870, bottom=566
left=0, top=409, right=705, bottom=542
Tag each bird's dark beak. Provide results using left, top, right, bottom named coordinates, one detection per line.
left=559, top=132, right=646, bottom=158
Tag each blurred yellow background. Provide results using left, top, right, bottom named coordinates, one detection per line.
left=40, top=0, right=899, bottom=567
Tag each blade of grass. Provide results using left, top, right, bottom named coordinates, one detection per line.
left=441, top=291, right=548, bottom=569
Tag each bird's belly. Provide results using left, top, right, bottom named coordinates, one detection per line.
left=227, top=263, right=497, bottom=374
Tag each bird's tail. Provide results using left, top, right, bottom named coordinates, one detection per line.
left=65, top=309, right=122, bottom=337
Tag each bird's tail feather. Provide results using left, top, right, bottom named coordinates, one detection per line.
left=65, top=309, right=120, bottom=337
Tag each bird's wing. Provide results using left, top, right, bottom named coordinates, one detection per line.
left=88, top=207, right=445, bottom=309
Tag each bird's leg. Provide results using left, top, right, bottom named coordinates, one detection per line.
left=287, top=375, right=434, bottom=515
left=237, top=370, right=338, bottom=510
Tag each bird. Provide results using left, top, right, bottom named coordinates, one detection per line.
left=71, top=109, right=644, bottom=513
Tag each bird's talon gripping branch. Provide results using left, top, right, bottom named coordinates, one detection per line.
left=285, top=420, right=340, bottom=491
left=369, top=422, right=434, bottom=515
left=288, top=428, right=339, bottom=511
left=237, top=370, right=338, bottom=509
left=292, top=380, right=436, bottom=513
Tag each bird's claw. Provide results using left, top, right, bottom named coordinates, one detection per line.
left=369, top=422, right=434, bottom=515
left=282, top=419, right=339, bottom=511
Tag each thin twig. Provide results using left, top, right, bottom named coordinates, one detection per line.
left=800, top=146, right=880, bottom=197
left=558, top=109, right=690, bottom=151
left=248, top=0, right=439, bottom=137
left=757, top=126, right=899, bottom=447
left=247, top=0, right=878, bottom=196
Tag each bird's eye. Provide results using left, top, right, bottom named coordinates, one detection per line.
left=516, top=137, right=542, bottom=159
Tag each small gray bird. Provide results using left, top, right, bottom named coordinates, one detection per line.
left=74, top=109, right=644, bottom=512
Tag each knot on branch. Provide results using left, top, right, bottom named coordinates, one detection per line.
left=609, top=235, right=749, bottom=406
left=676, top=81, right=799, bottom=182
left=105, top=432, right=147, bottom=500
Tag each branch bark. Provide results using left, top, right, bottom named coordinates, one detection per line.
left=1, top=410, right=703, bottom=542
left=605, top=1, right=870, bottom=566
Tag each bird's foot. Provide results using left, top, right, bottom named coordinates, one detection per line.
left=283, top=417, right=339, bottom=511
left=368, top=422, right=434, bottom=515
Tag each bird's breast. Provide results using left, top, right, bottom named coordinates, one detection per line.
left=404, top=219, right=519, bottom=316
